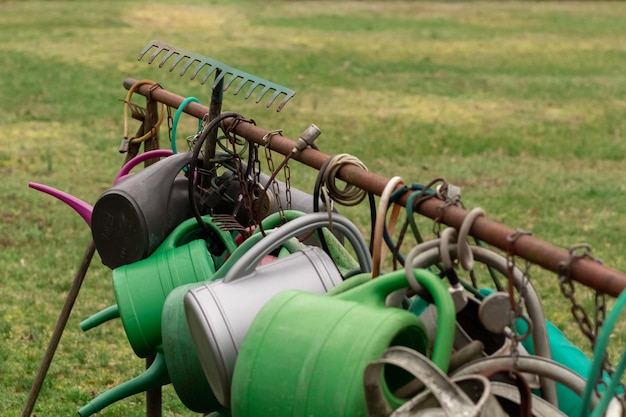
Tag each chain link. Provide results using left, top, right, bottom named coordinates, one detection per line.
left=252, top=142, right=261, bottom=186
left=166, top=105, right=173, bottom=143
left=283, top=163, right=292, bottom=210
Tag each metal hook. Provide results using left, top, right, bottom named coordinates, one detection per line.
left=457, top=207, right=484, bottom=272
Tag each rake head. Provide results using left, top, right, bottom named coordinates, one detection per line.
left=138, top=40, right=295, bottom=112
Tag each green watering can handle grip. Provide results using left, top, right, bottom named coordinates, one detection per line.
left=224, top=213, right=372, bottom=283
left=337, top=269, right=455, bottom=372
left=154, top=215, right=237, bottom=256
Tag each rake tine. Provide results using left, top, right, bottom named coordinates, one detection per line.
left=255, top=85, right=272, bottom=104
left=200, top=67, right=218, bottom=85
left=233, top=77, right=249, bottom=95
left=265, top=90, right=283, bottom=109
left=157, top=50, right=176, bottom=68
left=223, top=74, right=242, bottom=92
left=137, top=42, right=157, bottom=61
left=179, top=58, right=200, bottom=77
left=191, top=61, right=209, bottom=81
left=276, top=96, right=292, bottom=112
left=244, top=81, right=262, bottom=100
left=168, top=54, right=187, bottom=72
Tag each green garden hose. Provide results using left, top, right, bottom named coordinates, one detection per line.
left=171, top=96, right=201, bottom=154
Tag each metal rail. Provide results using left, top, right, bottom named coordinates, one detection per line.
left=123, top=78, right=626, bottom=297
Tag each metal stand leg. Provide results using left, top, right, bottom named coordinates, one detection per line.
left=20, top=241, right=96, bottom=417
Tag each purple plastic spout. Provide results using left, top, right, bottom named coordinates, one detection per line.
left=114, top=149, right=173, bottom=184
left=28, top=182, right=93, bottom=227
left=27, top=149, right=176, bottom=228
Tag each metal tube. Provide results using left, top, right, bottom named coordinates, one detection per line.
left=123, top=78, right=626, bottom=297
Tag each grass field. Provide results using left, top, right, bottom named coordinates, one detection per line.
left=2, top=0, right=626, bottom=416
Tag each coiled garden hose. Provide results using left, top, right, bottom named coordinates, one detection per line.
left=313, top=153, right=370, bottom=258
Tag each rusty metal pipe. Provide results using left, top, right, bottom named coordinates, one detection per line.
left=123, top=78, right=626, bottom=297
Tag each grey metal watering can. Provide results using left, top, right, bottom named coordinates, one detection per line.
left=364, top=346, right=507, bottom=417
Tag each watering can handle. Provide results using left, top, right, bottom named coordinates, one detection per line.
left=154, top=215, right=237, bottom=256
left=363, top=346, right=478, bottom=417
left=114, top=149, right=174, bottom=184
left=223, top=213, right=371, bottom=283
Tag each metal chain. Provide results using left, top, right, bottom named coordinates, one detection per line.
left=233, top=150, right=256, bottom=227
left=283, top=163, right=292, bottom=210
left=252, top=141, right=261, bottom=186
left=557, top=244, right=623, bottom=400
left=558, top=244, right=602, bottom=348
left=263, top=129, right=286, bottom=222
left=505, top=229, right=533, bottom=368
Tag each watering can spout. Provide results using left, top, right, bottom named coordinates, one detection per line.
left=77, top=352, right=170, bottom=417
left=28, top=182, right=93, bottom=227
left=80, top=305, right=120, bottom=332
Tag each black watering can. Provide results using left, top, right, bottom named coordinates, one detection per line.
left=91, top=151, right=194, bottom=269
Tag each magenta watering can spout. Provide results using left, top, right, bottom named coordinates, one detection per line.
left=77, top=351, right=170, bottom=417
left=28, top=182, right=93, bottom=228
left=27, top=150, right=175, bottom=231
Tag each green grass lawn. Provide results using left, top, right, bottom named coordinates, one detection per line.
left=2, top=0, right=626, bottom=416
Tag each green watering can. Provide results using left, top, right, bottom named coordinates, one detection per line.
left=113, top=215, right=236, bottom=358
left=78, top=216, right=237, bottom=417
left=81, top=215, right=237, bottom=358
left=230, top=269, right=452, bottom=417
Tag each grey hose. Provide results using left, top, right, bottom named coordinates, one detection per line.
left=406, top=243, right=558, bottom=408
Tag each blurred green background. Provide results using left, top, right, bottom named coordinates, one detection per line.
left=2, top=0, right=626, bottom=415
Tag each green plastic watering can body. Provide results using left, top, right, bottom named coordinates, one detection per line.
left=231, top=271, right=432, bottom=417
